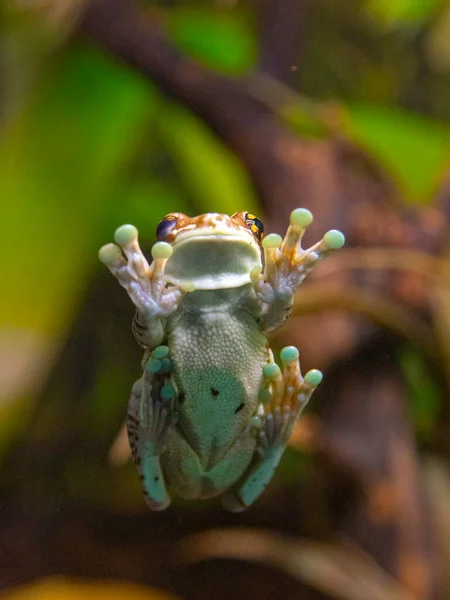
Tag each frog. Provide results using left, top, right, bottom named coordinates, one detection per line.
left=98, top=209, right=344, bottom=511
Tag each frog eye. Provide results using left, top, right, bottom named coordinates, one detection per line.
left=156, top=215, right=178, bottom=241
left=245, top=213, right=264, bottom=241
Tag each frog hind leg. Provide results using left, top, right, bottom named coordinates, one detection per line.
left=221, top=346, right=322, bottom=512
left=127, top=350, right=178, bottom=511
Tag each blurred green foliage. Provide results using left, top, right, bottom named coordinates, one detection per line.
left=1, top=45, right=151, bottom=335
left=365, top=0, right=442, bottom=28
left=345, top=104, right=450, bottom=202
left=0, top=43, right=151, bottom=456
left=2, top=2, right=450, bottom=596
left=399, top=348, right=442, bottom=440
left=168, top=7, right=257, bottom=74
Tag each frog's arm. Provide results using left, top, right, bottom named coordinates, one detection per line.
left=127, top=347, right=179, bottom=510
left=251, top=209, right=345, bottom=333
left=222, top=346, right=321, bottom=512
left=99, top=225, right=193, bottom=349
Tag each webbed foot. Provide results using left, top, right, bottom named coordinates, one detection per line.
left=251, top=209, right=344, bottom=331
left=99, top=225, right=194, bottom=341
left=127, top=347, right=178, bottom=511
left=258, top=345, right=321, bottom=450
left=222, top=346, right=321, bottom=512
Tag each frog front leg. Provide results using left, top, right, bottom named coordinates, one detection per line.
left=99, top=224, right=193, bottom=349
left=127, top=347, right=178, bottom=510
left=251, top=209, right=345, bottom=332
left=222, top=346, right=321, bottom=512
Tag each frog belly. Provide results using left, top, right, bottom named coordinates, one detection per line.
left=167, top=308, right=268, bottom=471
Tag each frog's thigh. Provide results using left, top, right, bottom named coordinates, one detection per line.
left=162, top=428, right=204, bottom=500
left=203, top=428, right=257, bottom=499
left=163, top=427, right=256, bottom=500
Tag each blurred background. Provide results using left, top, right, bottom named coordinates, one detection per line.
left=2, top=0, right=450, bottom=598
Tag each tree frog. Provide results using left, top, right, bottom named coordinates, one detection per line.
left=99, top=209, right=344, bottom=511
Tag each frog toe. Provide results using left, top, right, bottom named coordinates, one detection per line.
left=144, top=494, right=171, bottom=511
left=114, top=224, right=138, bottom=245
left=221, top=490, right=248, bottom=512
left=98, top=243, right=125, bottom=267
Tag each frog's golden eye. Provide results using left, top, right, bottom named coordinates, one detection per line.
left=245, top=213, right=264, bottom=241
left=156, top=215, right=178, bottom=241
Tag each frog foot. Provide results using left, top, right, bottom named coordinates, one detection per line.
left=99, top=224, right=194, bottom=320
left=136, top=353, right=178, bottom=447
left=127, top=357, right=177, bottom=510
left=142, top=344, right=174, bottom=376
left=257, top=346, right=322, bottom=454
left=222, top=346, right=321, bottom=512
left=250, top=209, right=345, bottom=331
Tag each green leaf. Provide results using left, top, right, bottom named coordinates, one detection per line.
left=344, top=104, right=450, bottom=204
left=167, top=8, right=257, bottom=74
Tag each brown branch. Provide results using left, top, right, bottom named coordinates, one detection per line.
left=273, top=284, right=438, bottom=360
left=316, top=346, right=445, bottom=599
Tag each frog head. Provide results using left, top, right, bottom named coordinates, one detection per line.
left=156, top=212, right=264, bottom=290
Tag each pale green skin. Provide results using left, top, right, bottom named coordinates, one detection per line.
left=127, top=229, right=284, bottom=511
left=102, top=213, right=343, bottom=511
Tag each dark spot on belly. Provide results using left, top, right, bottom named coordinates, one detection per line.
left=211, top=387, right=220, bottom=397
left=234, top=402, right=245, bottom=413
left=154, top=476, right=159, bottom=482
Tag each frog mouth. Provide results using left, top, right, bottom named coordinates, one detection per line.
left=165, top=232, right=262, bottom=290
left=171, top=225, right=257, bottom=243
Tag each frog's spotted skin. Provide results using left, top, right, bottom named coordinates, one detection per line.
left=99, top=210, right=344, bottom=511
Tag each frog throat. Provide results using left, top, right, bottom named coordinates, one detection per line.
left=164, top=230, right=262, bottom=290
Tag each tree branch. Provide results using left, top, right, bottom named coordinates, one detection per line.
left=317, top=342, right=444, bottom=599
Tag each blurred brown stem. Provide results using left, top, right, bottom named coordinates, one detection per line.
left=317, top=350, right=444, bottom=599
left=318, top=248, right=450, bottom=281
left=273, top=283, right=437, bottom=359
